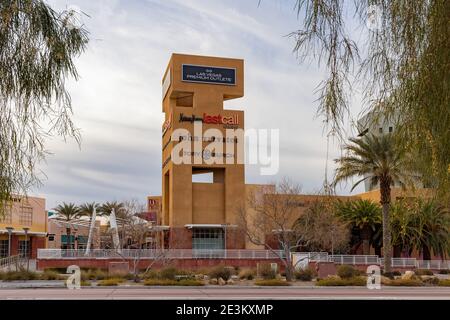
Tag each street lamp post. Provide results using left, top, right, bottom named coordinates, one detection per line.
left=5, top=227, right=14, bottom=257
left=23, top=227, right=29, bottom=272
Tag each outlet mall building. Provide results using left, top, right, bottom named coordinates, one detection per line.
left=146, top=53, right=432, bottom=253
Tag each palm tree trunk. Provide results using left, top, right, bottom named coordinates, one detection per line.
left=422, top=244, right=431, bottom=260
left=361, top=225, right=371, bottom=255
left=66, top=227, right=71, bottom=249
left=380, top=177, right=392, bottom=273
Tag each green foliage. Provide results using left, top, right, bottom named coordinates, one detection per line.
left=336, top=265, right=359, bottom=279
left=438, top=279, right=450, bottom=287
left=159, top=267, right=178, bottom=280
left=82, top=269, right=108, bottom=281
left=257, top=263, right=277, bottom=280
left=316, top=276, right=367, bottom=286
left=294, top=267, right=317, bottom=281
left=254, top=279, right=290, bottom=286
left=209, top=266, right=233, bottom=281
left=290, top=0, right=450, bottom=199
left=385, top=278, right=423, bottom=287
left=0, top=0, right=89, bottom=211
left=39, top=270, right=63, bottom=280
left=438, top=269, right=450, bottom=274
left=80, top=280, right=91, bottom=287
left=1, top=270, right=38, bottom=281
left=143, top=279, right=204, bottom=286
left=97, top=278, right=125, bottom=286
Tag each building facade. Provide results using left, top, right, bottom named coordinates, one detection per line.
left=0, top=195, right=47, bottom=259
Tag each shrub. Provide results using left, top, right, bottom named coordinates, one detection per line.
left=209, top=266, right=233, bottom=281
left=2, top=270, right=38, bottom=281
left=421, top=276, right=440, bottom=286
left=316, top=276, right=366, bottom=286
left=438, top=279, right=450, bottom=287
left=141, top=270, right=159, bottom=280
left=254, top=279, right=290, bottom=286
left=258, top=264, right=277, bottom=280
left=415, top=269, right=434, bottom=276
left=336, top=265, right=359, bottom=279
left=438, top=269, right=450, bottom=274
left=39, top=270, right=63, bottom=280
left=143, top=279, right=204, bottom=286
left=160, top=267, right=178, bottom=280
left=295, top=267, right=317, bottom=281
left=385, top=278, right=423, bottom=286
left=238, top=269, right=256, bottom=280
left=85, top=269, right=108, bottom=280
left=80, top=280, right=91, bottom=287
left=97, top=278, right=124, bottom=286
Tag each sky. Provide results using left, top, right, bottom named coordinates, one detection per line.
left=35, top=0, right=367, bottom=209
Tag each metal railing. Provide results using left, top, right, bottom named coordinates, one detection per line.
left=329, top=255, right=379, bottom=265
left=416, top=260, right=450, bottom=270
left=0, top=255, right=22, bottom=270
left=37, top=249, right=285, bottom=260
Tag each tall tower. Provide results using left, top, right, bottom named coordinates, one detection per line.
left=161, top=54, right=245, bottom=249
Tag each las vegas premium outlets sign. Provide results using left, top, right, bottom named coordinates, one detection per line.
left=181, top=64, right=236, bottom=85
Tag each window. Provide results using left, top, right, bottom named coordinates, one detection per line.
left=379, top=127, right=383, bottom=133
left=389, top=126, right=393, bottom=133
left=21, top=206, right=33, bottom=224
left=19, top=206, right=33, bottom=226
left=192, top=228, right=224, bottom=250
left=18, top=240, right=31, bottom=258
left=0, top=208, right=12, bottom=223
left=0, top=240, right=9, bottom=258
left=48, top=234, right=55, bottom=241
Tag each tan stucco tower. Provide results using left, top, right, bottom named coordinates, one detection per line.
left=161, top=54, right=246, bottom=249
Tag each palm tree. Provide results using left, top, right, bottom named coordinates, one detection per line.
left=333, top=133, right=411, bottom=273
left=336, top=199, right=381, bottom=255
left=98, top=201, right=124, bottom=217
left=53, top=202, right=81, bottom=249
left=79, top=202, right=99, bottom=218
left=411, top=199, right=450, bottom=260
left=391, top=199, right=450, bottom=259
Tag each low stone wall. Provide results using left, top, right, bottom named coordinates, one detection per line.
left=37, top=258, right=282, bottom=271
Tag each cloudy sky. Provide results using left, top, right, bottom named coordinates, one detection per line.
left=35, top=0, right=368, bottom=209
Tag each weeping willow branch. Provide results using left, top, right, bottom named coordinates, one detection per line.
left=0, top=0, right=89, bottom=213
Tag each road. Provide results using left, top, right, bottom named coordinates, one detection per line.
left=0, top=287, right=449, bottom=299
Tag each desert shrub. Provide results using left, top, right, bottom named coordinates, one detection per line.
left=415, top=269, right=434, bottom=276
left=160, top=267, right=178, bottom=280
left=86, top=269, right=108, bottom=280
left=258, top=264, right=277, bottom=280
left=97, top=278, right=124, bottom=286
left=45, top=268, right=67, bottom=273
left=386, top=278, right=423, bottom=286
left=438, top=279, right=450, bottom=287
left=336, top=265, right=359, bottom=279
left=2, top=270, right=38, bottom=281
left=438, top=269, right=450, bottom=274
left=143, top=279, right=204, bottom=286
left=295, top=267, right=317, bottom=281
left=238, top=269, right=256, bottom=280
left=39, top=270, right=62, bottom=280
left=80, top=280, right=91, bottom=287
left=421, top=276, right=440, bottom=286
left=254, top=279, right=290, bottom=286
left=316, top=276, right=366, bottom=286
left=141, top=270, right=159, bottom=280
left=209, top=266, right=232, bottom=281
left=0, top=272, right=5, bottom=280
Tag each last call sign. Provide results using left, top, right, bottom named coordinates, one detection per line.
left=182, top=64, right=236, bottom=85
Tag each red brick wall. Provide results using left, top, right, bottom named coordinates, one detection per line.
left=264, top=234, right=279, bottom=250
left=37, top=258, right=282, bottom=271
left=10, top=235, right=19, bottom=256
left=169, top=227, right=192, bottom=249
left=31, top=237, right=46, bottom=259
left=225, top=228, right=245, bottom=249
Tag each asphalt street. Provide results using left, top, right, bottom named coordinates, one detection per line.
left=0, top=287, right=449, bottom=300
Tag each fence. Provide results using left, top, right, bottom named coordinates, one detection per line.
left=36, top=249, right=449, bottom=270
left=0, top=255, right=22, bottom=271
left=37, top=249, right=285, bottom=260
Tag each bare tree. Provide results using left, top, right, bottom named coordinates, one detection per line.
left=238, top=179, right=311, bottom=282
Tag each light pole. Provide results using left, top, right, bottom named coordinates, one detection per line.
left=5, top=227, right=14, bottom=257
left=23, top=227, right=29, bottom=272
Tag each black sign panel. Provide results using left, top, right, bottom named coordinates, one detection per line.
left=182, top=64, right=236, bottom=85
